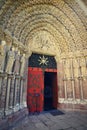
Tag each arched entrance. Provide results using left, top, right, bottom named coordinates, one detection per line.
left=27, top=53, right=58, bottom=113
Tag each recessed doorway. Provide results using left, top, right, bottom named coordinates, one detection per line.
left=44, top=71, right=58, bottom=111
left=27, top=53, right=58, bottom=113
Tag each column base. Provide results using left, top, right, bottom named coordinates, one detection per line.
left=58, top=98, right=87, bottom=111
left=13, top=104, right=20, bottom=112
left=59, top=98, right=87, bottom=104
left=0, top=110, right=5, bottom=118
left=23, top=101, right=27, bottom=107
left=5, top=109, right=13, bottom=116
left=0, top=107, right=28, bottom=130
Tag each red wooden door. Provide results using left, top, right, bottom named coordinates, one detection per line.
left=27, top=67, right=44, bottom=113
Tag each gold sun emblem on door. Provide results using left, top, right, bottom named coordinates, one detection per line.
left=38, top=55, right=49, bottom=66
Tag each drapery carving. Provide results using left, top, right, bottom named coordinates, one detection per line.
left=0, top=40, right=6, bottom=72
left=5, top=47, right=15, bottom=74
left=14, top=51, right=20, bottom=74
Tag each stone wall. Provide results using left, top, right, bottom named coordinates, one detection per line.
left=58, top=51, right=87, bottom=108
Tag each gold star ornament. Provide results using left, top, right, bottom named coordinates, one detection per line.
left=38, top=55, right=49, bottom=66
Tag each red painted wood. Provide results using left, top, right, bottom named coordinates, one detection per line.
left=45, top=68, right=57, bottom=72
left=27, top=67, right=44, bottom=112
left=27, top=67, right=58, bottom=112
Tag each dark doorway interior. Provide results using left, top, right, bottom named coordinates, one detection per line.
left=44, top=72, right=57, bottom=111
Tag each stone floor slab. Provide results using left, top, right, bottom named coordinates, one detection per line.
left=10, top=110, right=87, bottom=130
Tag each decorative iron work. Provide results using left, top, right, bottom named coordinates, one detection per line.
left=28, top=53, right=57, bottom=69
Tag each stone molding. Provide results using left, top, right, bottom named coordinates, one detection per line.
left=7, top=74, right=14, bottom=79
left=59, top=98, right=87, bottom=104
left=0, top=72, right=7, bottom=78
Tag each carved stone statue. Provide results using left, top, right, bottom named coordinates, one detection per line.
left=5, top=47, right=15, bottom=74
left=14, top=51, right=20, bottom=74
left=20, top=53, right=26, bottom=76
left=0, top=40, right=6, bottom=72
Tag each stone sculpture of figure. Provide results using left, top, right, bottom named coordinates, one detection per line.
left=20, top=53, right=26, bottom=76
left=0, top=40, right=6, bottom=72
left=5, top=47, right=15, bottom=74
left=14, top=51, right=20, bottom=75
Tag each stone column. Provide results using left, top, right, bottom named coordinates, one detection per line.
left=64, top=78, right=67, bottom=100
left=9, top=74, right=15, bottom=109
left=0, top=73, right=3, bottom=95
left=63, top=59, right=68, bottom=100
left=71, top=79, right=75, bottom=100
left=22, top=78, right=27, bottom=108
left=0, top=73, right=7, bottom=117
left=70, top=58, right=75, bottom=100
left=20, top=53, right=26, bottom=76
left=5, top=74, right=12, bottom=115
left=21, top=56, right=28, bottom=108
left=80, top=78, right=84, bottom=100
left=0, top=73, right=4, bottom=117
left=78, top=76, right=84, bottom=100
left=19, top=52, right=31, bottom=110
left=14, top=75, right=20, bottom=111
left=19, top=77, right=24, bottom=108
left=78, top=58, right=84, bottom=100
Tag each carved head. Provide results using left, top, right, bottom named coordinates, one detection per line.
left=0, top=40, right=6, bottom=46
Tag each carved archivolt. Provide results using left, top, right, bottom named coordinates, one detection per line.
left=0, top=0, right=86, bottom=56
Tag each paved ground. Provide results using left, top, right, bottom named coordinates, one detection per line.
left=10, top=110, right=87, bottom=130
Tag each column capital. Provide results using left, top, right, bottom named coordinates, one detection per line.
left=25, top=51, right=32, bottom=59
left=7, top=73, right=15, bottom=79
left=15, top=74, right=20, bottom=79
left=0, top=72, right=7, bottom=78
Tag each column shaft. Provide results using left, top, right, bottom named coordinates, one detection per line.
left=5, top=77, right=11, bottom=110
left=20, top=79, right=23, bottom=107
left=9, top=76, right=15, bottom=108
left=64, top=79, right=67, bottom=99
